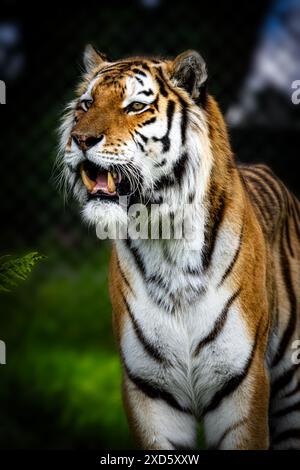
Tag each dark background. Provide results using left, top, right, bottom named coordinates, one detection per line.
left=0, top=0, right=299, bottom=449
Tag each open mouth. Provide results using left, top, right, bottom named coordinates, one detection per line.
left=79, top=160, right=132, bottom=202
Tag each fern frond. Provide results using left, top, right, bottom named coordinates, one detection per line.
left=0, top=252, right=45, bottom=292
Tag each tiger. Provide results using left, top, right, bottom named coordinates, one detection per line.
left=59, top=45, right=300, bottom=450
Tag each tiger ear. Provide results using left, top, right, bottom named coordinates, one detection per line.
left=83, top=44, right=108, bottom=73
left=171, top=50, right=208, bottom=104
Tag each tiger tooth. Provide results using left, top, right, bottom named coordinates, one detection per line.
left=107, top=171, right=116, bottom=193
left=80, top=163, right=96, bottom=191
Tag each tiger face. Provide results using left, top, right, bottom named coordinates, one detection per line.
left=59, top=46, right=208, bottom=227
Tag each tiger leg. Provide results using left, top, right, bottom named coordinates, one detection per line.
left=122, top=371, right=197, bottom=450
left=203, top=362, right=270, bottom=449
left=270, top=363, right=300, bottom=449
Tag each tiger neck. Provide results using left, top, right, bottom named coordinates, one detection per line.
left=118, top=95, right=237, bottom=278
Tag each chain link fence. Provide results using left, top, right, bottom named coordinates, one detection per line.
left=1, top=0, right=299, bottom=257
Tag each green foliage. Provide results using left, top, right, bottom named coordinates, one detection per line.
left=0, top=252, right=45, bottom=292
left=0, top=248, right=134, bottom=449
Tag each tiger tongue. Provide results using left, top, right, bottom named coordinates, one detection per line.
left=91, top=171, right=116, bottom=195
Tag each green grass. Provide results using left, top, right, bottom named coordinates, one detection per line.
left=0, top=244, right=205, bottom=449
left=0, top=245, right=133, bottom=449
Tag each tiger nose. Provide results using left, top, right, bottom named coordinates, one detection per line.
left=71, top=132, right=104, bottom=151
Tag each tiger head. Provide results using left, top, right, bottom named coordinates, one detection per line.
left=59, top=46, right=213, bottom=228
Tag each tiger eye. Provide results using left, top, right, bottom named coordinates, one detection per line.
left=131, top=102, right=146, bottom=112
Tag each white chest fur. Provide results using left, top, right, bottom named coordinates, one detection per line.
left=116, top=235, right=252, bottom=415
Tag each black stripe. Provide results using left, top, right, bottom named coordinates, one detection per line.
left=203, top=325, right=260, bottom=415
left=162, top=244, right=175, bottom=265
left=193, top=288, right=241, bottom=356
left=116, top=254, right=134, bottom=296
left=189, top=192, right=195, bottom=203
left=136, top=141, right=144, bottom=151
left=124, top=362, right=190, bottom=413
left=67, top=162, right=77, bottom=173
left=271, top=226, right=297, bottom=368
left=140, top=63, right=151, bottom=72
left=156, top=66, right=190, bottom=107
left=125, top=238, right=146, bottom=279
left=284, top=217, right=294, bottom=257
left=173, top=152, right=188, bottom=185
left=98, top=65, right=125, bottom=76
left=244, top=173, right=279, bottom=216
left=147, top=272, right=169, bottom=292
left=293, top=196, right=300, bottom=218
left=271, top=364, right=299, bottom=400
left=146, top=273, right=187, bottom=313
left=135, top=76, right=144, bottom=86
left=284, top=382, right=300, bottom=400
left=137, top=89, right=154, bottom=96
left=184, top=266, right=202, bottom=276
left=208, top=418, right=247, bottom=450
left=273, top=400, right=300, bottom=419
left=202, top=190, right=226, bottom=271
left=272, top=428, right=300, bottom=445
left=154, top=173, right=175, bottom=190
left=150, top=96, right=159, bottom=112
left=243, top=174, right=275, bottom=231
left=291, top=199, right=300, bottom=241
left=293, top=196, right=300, bottom=224
left=218, top=222, right=244, bottom=287
left=98, top=61, right=150, bottom=78
left=154, top=158, right=167, bottom=168
left=154, top=152, right=189, bottom=191
left=246, top=183, right=269, bottom=233
left=121, top=292, right=167, bottom=364
left=156, top=76, right=168, bottom=97
left=132, top=68, right=147, bottom=77
left=140, top=117, right=157, bottom=126
left=153, top=100, right=175, bottom=153
left=130, top=130, right=144, bottom=151
left=257, top=167, right=287, bottom=214
left=148, top=271, right=205, bottom=303
left=168, top=440, right=193, bottom=450
left=130, top=62, right=151, bottom=70
left=135, top=130, right=148, bottom=143
left=242, top=166, right=284, bottom=211
left=146, top=288, right=176, bottom=313
left=180, top=101, right=188, bottom=145
left=196, top=80, right=208, bottom=108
